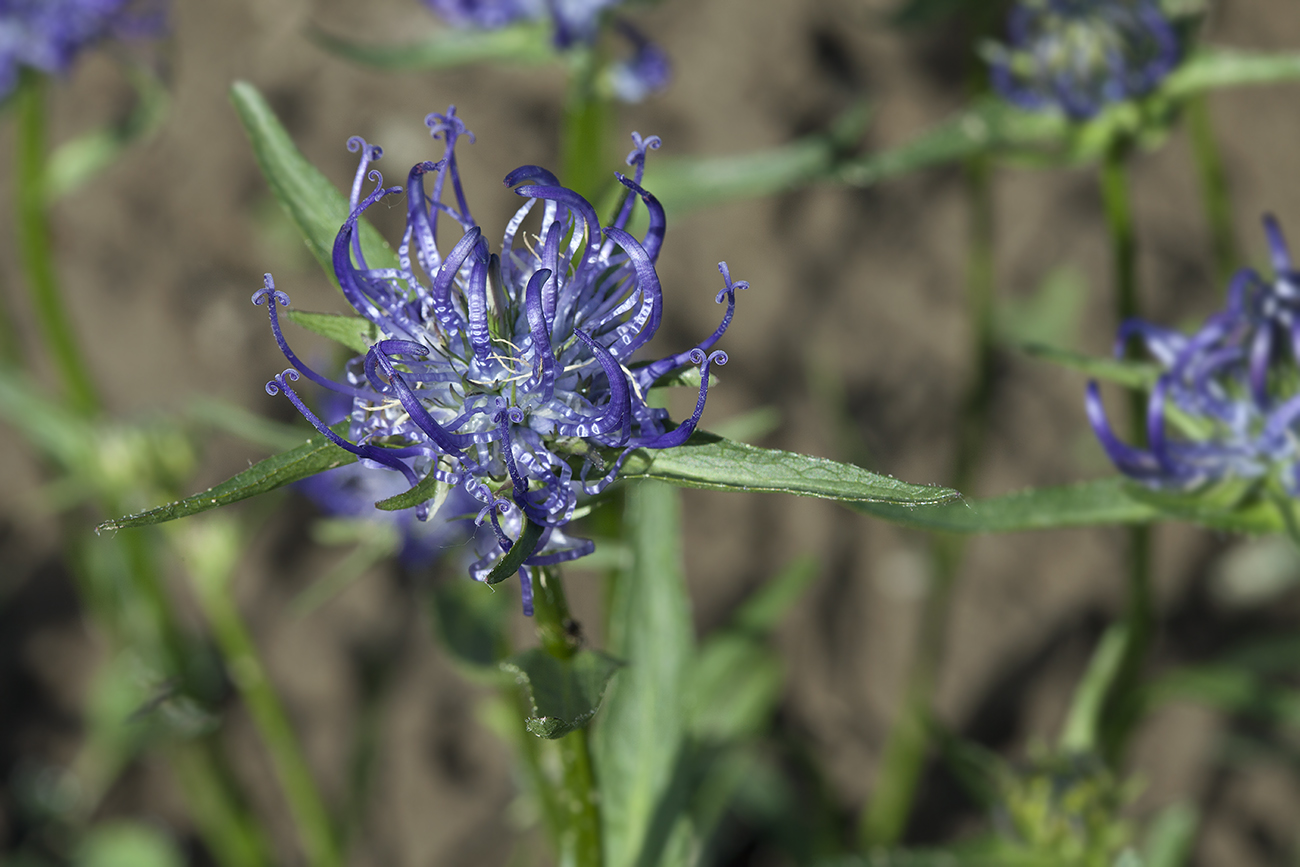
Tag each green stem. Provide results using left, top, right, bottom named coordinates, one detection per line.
left=561, top=47, right=611, bottom=205
left=1098, top=144, right=1154, bottom=763
left=194, top=578, right=342, bottom=867
left=1186, top=96, right=1238, bottom=283
left=860, top=154, right=996, bottom=848
left=14, top=71, right=100, bottom=415
left=76, top=524, right=271, bottom=867
left=170, top=741, right=274, bottom=867
left=532, top=568, right=603, bottom=867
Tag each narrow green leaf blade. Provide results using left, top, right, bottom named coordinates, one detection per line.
left=850, top=477, right=1155, bottom=532
left=97, top=424, right=357, bottom=531
left=501, top=648, right=623, bottom=739
left=229, top=81, right=396, bottom=280
left=485, top=518, right=545, bottom=585
left=1164, top=47, right=1300, bottom=99
left=1018, top=342, right=1159, bottom=388
left=619, top=432, right=957, bottom=505
left=284, top=309, right=376, bottom=356
left=308, top=22, right=554, bottom=70
left=642, top=102, right=871, bottom=215
left=594, top=480, right=694, bottom=867
left=851, top=476, right=1286, bottom=534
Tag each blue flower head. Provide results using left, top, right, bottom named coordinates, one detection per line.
left=1088, top=216, right=1300, bottom=496
left=255, top=110, right=746, bottom=615
left=988, top=0, right=1180, bottom=120
left=0, top=0, right=166, bottom=97
left=419, top=0, right=668, bottom=100
left=422, top=0, right=616, bottom=48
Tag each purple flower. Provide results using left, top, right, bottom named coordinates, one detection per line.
left=255, top=110, right=745, bottom=615
left=0, top=0, right=166, bottom=97
left=299, top=463, right=480, bottom=569
left=988, top=0, right=1180, bottom=120
left=421, top=0, right=617, bottom=48
left=605, top=22, right=670, bottom=103
left=1088, top=216, right=1300, bottom=494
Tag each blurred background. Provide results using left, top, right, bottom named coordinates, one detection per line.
left=4, top=0, right=1300, bottom=864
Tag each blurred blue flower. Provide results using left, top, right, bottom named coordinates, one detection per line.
left=422, top=0, right=616, bottom=48
left=0, top=0, right=166, bottom=96
left=605, top=21, right=670, bottom=103
left=1088, top=216, right=1300, bottom=494
left=256, top=111, right=744, bottom=614
left=988, top=0, right=1179, bottom=120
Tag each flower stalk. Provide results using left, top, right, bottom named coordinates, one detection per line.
left=532, top=566, right=603, bottom=867
left=15, top=70, right=100, bottom=415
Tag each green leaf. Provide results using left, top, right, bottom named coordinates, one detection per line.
left=836, top=97, right=1066, bottom=187
left=731, top=554, right=819, bottom=635
left=229, top=81, right=396, bottom=281
left=308, top=22, right=554, bottom=70
left=501, top=648, right=623, bottom=739
left=46, top=63, right=169, bottom=202
left=1060, top=624, right=1130, bottom=752
left=427, top=579, right=513, bottom=670
left=485, top=517, right=546, bottom=585
left=284, top=309, right=376, bottom=356
left=850, top=477, right=1154, bottom=533
left=642, top=102, right=872, bottom=215
left=594, top=480, right=695, bottom=867
left=97, top=423, right=358, bottom=531
left=1142, top=803, right=1198, bottom=867
left=1017, top=342, right=1159, bottom=389
left=684, top=635, right=783, bottom=742
left=374, top=467, right=447, bottom=512
left=851, top=476, right=1289, bottom=535
left=620, top=432, right=957, bottom=505
left=1164, top=47, right=1300, bottom=99
left=76, top=822, right=184, bottom=867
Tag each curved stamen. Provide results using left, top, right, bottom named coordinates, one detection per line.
left=265, top=368, right=429, bottom=519
left=428, top=226, right=482, bottom=334
left=252, top=276, right=375, bottom=399
left=366, top=341, right=488, bottom=456
left=512, top=184, right=602, bottom=267
left=597, top=227, right=663, bottom=359
left=633, top=350, right=726, bottom=450
left=613, top=172, right=665, bottom=263
left=523, top=268, right=558, bottom=400
left=556, top=330, right=631, bottom=443
left=636, top=262, right=747, bottom=390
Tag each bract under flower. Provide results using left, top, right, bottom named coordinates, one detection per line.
left=256, top=110, right=746, bottom=615
left=987, top=0, right=1180, bottom=120
left=1088, top=216, right=1300, bottom=495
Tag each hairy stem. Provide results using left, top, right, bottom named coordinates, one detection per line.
left=14, top=71, right=99, bottom=415
left=533, top=567, right=603, bottom=867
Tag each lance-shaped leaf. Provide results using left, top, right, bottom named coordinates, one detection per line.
left=97, top=423, right=358, bottom=531
left=850, top=476, right=1287, bottom=535
left=619, top=432, right=957, bottom=505
left=230, top=81, right=397, bottom=281
left=1163, top=47, right=1300, bottom=99
left=594, top=480, right=694, bottom=867
left=284, top=309, right=377, bottom=356
left=308, top=21, right=554, bottom=70
left=642, top=102, right=872, bottom=215
left=501, top=648, right=623, bottom=739
left=1017, top=342, right=1159, bottom=389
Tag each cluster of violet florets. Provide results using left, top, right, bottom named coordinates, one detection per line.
left=1088, top=216, right=1300, bottom=495
left=0, top=0, right=165, bottom=96
left=255, top=108, right=745, bottom=615
left=988, top=0, right=1180, bottom=120
left=420, top=0, right=668, bottom=102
